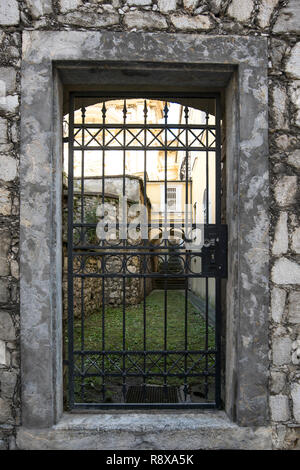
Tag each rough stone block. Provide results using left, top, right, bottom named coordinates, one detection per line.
left=0, top=0, right=20, bottom=26
left=287, top=149, right=300, bottom=169
left=0, top=118, right=7, bottom=144
left=0, top=398, right=11, bottom=424
left=183, top=0, right=198, bottom=10
left=289, top=80, right=300, bottom=127
left=59, top=0, right=81, bottom=14
left=0, top=68, right=16, bottom=96
left=157, top=0, right=177, bottom=13
left=288, top=291, right=300, bottom=323
left=270, top=395, right=290, bottom=422
left=25, top=0, right=52, bottom=18
left=272, top=258, right=300, bottom=285
left=257, top=0, right=279, bottom=28
left=270, top=371, right=286, bottom=394
left=227, top=0, right=254, bottom=22
left=272, top=335, right=292, bottom=365
left=273, top=0, right=300, bottom=34
left=0, top=340, right=6, bottom=366
left=170, top=13, right=212, bottom=30
left=0, top=155, right=17, bottom=182
left=286, top=43, right=300, bottom=80
left=272, top=84, right=288, bottom=129
left=0, top=229, right=10, bottom=276
left=272, top=212, right=288, bottom=255
left=0, top=370, right=17, bottom=399
left=0, top=188, right=11, bottom=216
left=271, top=287, right=286, bottom=323
left=292, top=227, right=300, bottom=253
left=124, top=11, right=167, bottom=30
left=0, top=95, right=19, bottom=114
left=0, top=311, right=15, bottom=341
left=291, top=383, right=300, bottom=422
left=127, top=0, right=152, bottom=6
left=58, top=11, right=119, bottom=27
left=274, top=176, right=297, bottom=207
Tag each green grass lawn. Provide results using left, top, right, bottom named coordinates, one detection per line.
left=68, top=290, right=216, bottom=402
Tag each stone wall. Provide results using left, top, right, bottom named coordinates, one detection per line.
left=0, top=0, right=299, bottom=450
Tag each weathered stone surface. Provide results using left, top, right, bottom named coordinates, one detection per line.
left=0, top=188, right=11, bottom=216
left=0, top=118, right=7, bottom=144
left=0, top=0, right=20, bottom=26
left=0, top=340, right=6, bottom=366
left=272, top=258, right=300, bottom=285
left=289, top=81, right=300, bottom=127
left=0, top=156, right=17, bottom=182
left=257, top=0, right=279, bottom=29
left=58, top=11, right=119, bottom=27
left=292, top=339, right=300, bottom=365
left=0, top=229, right=10, bottom=277
left=59, top=0, right=82, bottom=13
left=0, top=371, right=17, bottom=399
left=183, top=0, right=198, bottom=11
left=292, top=227, right=300, bottom=253
left=272, top=335, right=292, bottom=365
left=270, top=395, right=290, bottom=422
left=16, top=412, right=272, bottom=449
left=270, top=371, right=286, bottom=394
left=10, top=260, right=19, bottom=279
left=286, top=43, right=300, bottom=80
left=0, top=95, right=19, bottom=114
left=273, top=212, right=288, bottom=255
left=0, top=398, right=11, bottom=423
left=0, top=68, right=16, bottom=96
left=157, top=0, right=177, bottom=14
left=170, top=13, right=212, bottom=30
left=124, top=11, right=167, bottom=30
left=127, top=0, right=152, bottom=6
left=271, top=287, right=286, bottom=322
left=274, top=176, right=297, bottom=207
left=272, top=84, right=288, bottom=129
left=26, top=0, right=52, bottom=18
left=288, top=291, right=300, bottom=323
left=0, top=312, right=15, bottom=341
left=227, top=0, right=254, bottom=23
left=275, top=134, right=298, bottom=151
left=273, top=0, right=300, bottom=34
left=287, top=149, right=300, bottom=169
left=291, top=383, right=300, bottom=422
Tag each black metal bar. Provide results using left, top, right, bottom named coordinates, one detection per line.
left=67, top=93, right=75, bottom=409
left=101, top=101, right=106, bottom=402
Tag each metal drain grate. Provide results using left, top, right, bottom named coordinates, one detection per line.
left=126, top=386, right=178, bottom=403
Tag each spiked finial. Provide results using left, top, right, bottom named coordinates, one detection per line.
left=184, top=106, right=189, bottom=121
left=143, top=100, right=148, bottom=118
left=102, top=101, right=107, bottom=119
left=123, top=100, right=127, bottom=119
left=163, top=101, right=169, bottom=119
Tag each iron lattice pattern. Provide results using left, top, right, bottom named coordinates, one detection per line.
left=66, top=93, right=225, bottom=409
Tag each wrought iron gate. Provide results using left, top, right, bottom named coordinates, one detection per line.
left=65, top=92, right=227, bottom=409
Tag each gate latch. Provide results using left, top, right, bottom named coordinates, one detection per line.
left=202, top=224, right=227, bottom=278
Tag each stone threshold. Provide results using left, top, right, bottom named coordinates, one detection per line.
left=16, top=411, right=272, bottom=450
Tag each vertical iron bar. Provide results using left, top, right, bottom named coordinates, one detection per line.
left=67, top=93, right=75, bottom=408
left=101, top=101, right=106, bottom=402
left=80, top=106, right=86, bottom=402
left=122, top=99, right=127, bottom=402
left=184, top=106, right=189, bottom=401
left=205, top=110, right=209, bottom=399
left=215, top=96, right=222, bottom=406
left=163, top=102, right=169, bottom=396
left=143, top=100, right=148, bottom=401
